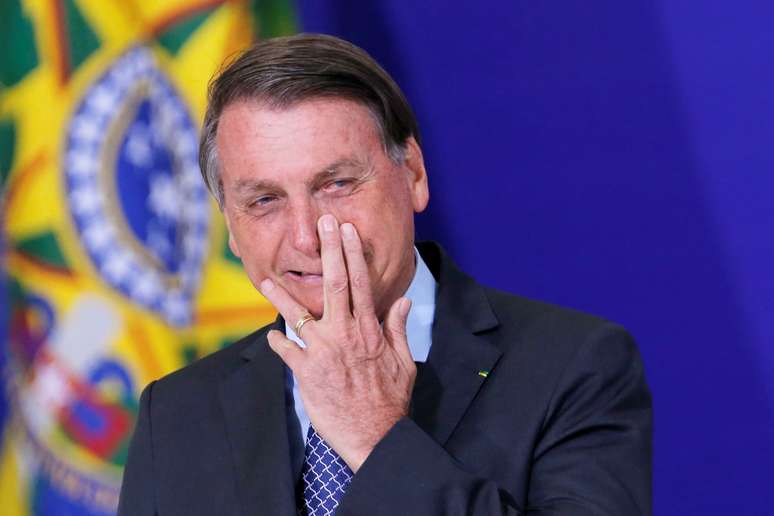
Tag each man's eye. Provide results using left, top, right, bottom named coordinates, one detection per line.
left=249, top=196, right=276, bottom=207
left=323, top=179, right=355, bottom=192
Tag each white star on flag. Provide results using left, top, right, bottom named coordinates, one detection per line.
left=148, top=173, right=182, bottom=222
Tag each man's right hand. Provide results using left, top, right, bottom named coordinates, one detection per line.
left=260, top=214, right=417, bottom=472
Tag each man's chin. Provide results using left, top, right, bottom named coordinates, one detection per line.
left=280, top=283, right=324, bottom=319
left=300, top=303, right=324, bottom=320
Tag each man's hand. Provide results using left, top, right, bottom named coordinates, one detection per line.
left=260, top=214, right=417, bottom=472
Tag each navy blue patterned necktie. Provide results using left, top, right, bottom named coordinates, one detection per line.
left=298, top=425, right=354, bottom=515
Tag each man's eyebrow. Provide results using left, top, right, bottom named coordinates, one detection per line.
left=229, top=157, right=370, bottom=195
left=311, top=157, right=370, bottom=183
left=231, top=178, right=280, bottom=195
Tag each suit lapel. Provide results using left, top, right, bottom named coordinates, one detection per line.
left=217, top=243, right=501, bottom=513
left=411, top=242, right=503, bottom=446
left=219, top=321, right=297, bottom=516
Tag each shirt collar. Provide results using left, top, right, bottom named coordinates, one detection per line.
left=403, top=247, right=437, bottom=362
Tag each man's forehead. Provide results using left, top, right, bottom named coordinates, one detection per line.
left=219, top=99, right=380, bottom=152
left=219, top=96, right=378, bottom=133
left=216, top=98, right=383, bottom=187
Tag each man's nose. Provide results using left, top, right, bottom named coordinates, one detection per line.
left=288, top=199, right=322, bottom=257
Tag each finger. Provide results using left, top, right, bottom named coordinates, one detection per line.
left=260, top=278, right=316, bottom=337
left=267, top=330, right=305, bottom=372
left=318, top=214, right=350, bottom=321
left=340, top=223, right=376, bottom=320
left=384, top=297, right=414, bottom=367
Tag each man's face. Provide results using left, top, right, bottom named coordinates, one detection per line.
left=216, top=98, right=429, bottom=319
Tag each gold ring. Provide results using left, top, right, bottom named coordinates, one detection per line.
left=294, top=313, right=315, bottom=336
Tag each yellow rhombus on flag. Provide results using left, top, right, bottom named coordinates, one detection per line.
left=0, top=1, right=295, bottom=514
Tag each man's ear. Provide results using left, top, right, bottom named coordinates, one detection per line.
left=228, top=233, right=241, bottom=258
left=223, top=211, right=241, bottom=258
left=403, top=137, right=429, bottom=213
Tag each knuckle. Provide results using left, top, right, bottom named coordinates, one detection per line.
left=355, top=314, right=379, bottom=334
left=338, top=323, right=356, bottom=342
left=350, top=272, right=369, bottom=290
left=352, top=306, right=372, bottom=320
left=332, top=323, right=362, bottom=348
left=326, top=276, right=349, bottom=294
left=389, top=321, right=407, bottom=337
left=322, top=234, right=339, bottom=247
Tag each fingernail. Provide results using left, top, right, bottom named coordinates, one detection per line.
left=260, top=278, right=274, bottom=293
left=341, top=223, right=356, bottom=239
left=320, top=214, right=335, bottom=232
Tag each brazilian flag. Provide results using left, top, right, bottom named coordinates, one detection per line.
left=0, top=1, right=295, bottom=514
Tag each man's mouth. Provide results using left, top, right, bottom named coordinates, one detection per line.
left=284, top=270, right=323, bottom=284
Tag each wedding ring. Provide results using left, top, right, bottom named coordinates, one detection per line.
left=294, top=313, right=315, bottom=336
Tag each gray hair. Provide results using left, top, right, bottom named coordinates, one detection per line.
left=198, top=33, right=421, bottom=209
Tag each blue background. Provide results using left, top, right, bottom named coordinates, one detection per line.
left=297, top=1, right=773, bottom=514
left=1, top=1, right=771, bottom=515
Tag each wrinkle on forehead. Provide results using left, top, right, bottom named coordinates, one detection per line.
left=218, top=98, right=390, bottom=210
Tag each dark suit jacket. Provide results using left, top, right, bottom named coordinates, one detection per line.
left=118, top=242, right=652, bottom=515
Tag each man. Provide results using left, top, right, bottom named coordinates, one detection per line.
left=119, top=34, right=651, bottom=515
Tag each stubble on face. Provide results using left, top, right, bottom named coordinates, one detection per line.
left=216, top=97, right=427, bottom=322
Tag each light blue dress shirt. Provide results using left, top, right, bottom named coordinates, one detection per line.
left=284, top=248, right=437, bottom=465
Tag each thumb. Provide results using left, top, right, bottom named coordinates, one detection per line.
left=267, top=329, right=304, bottom=372
left=384, top=297, right=413, bottom=363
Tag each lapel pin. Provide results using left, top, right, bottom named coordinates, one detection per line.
left=477, top=370, right=489, bottom=378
